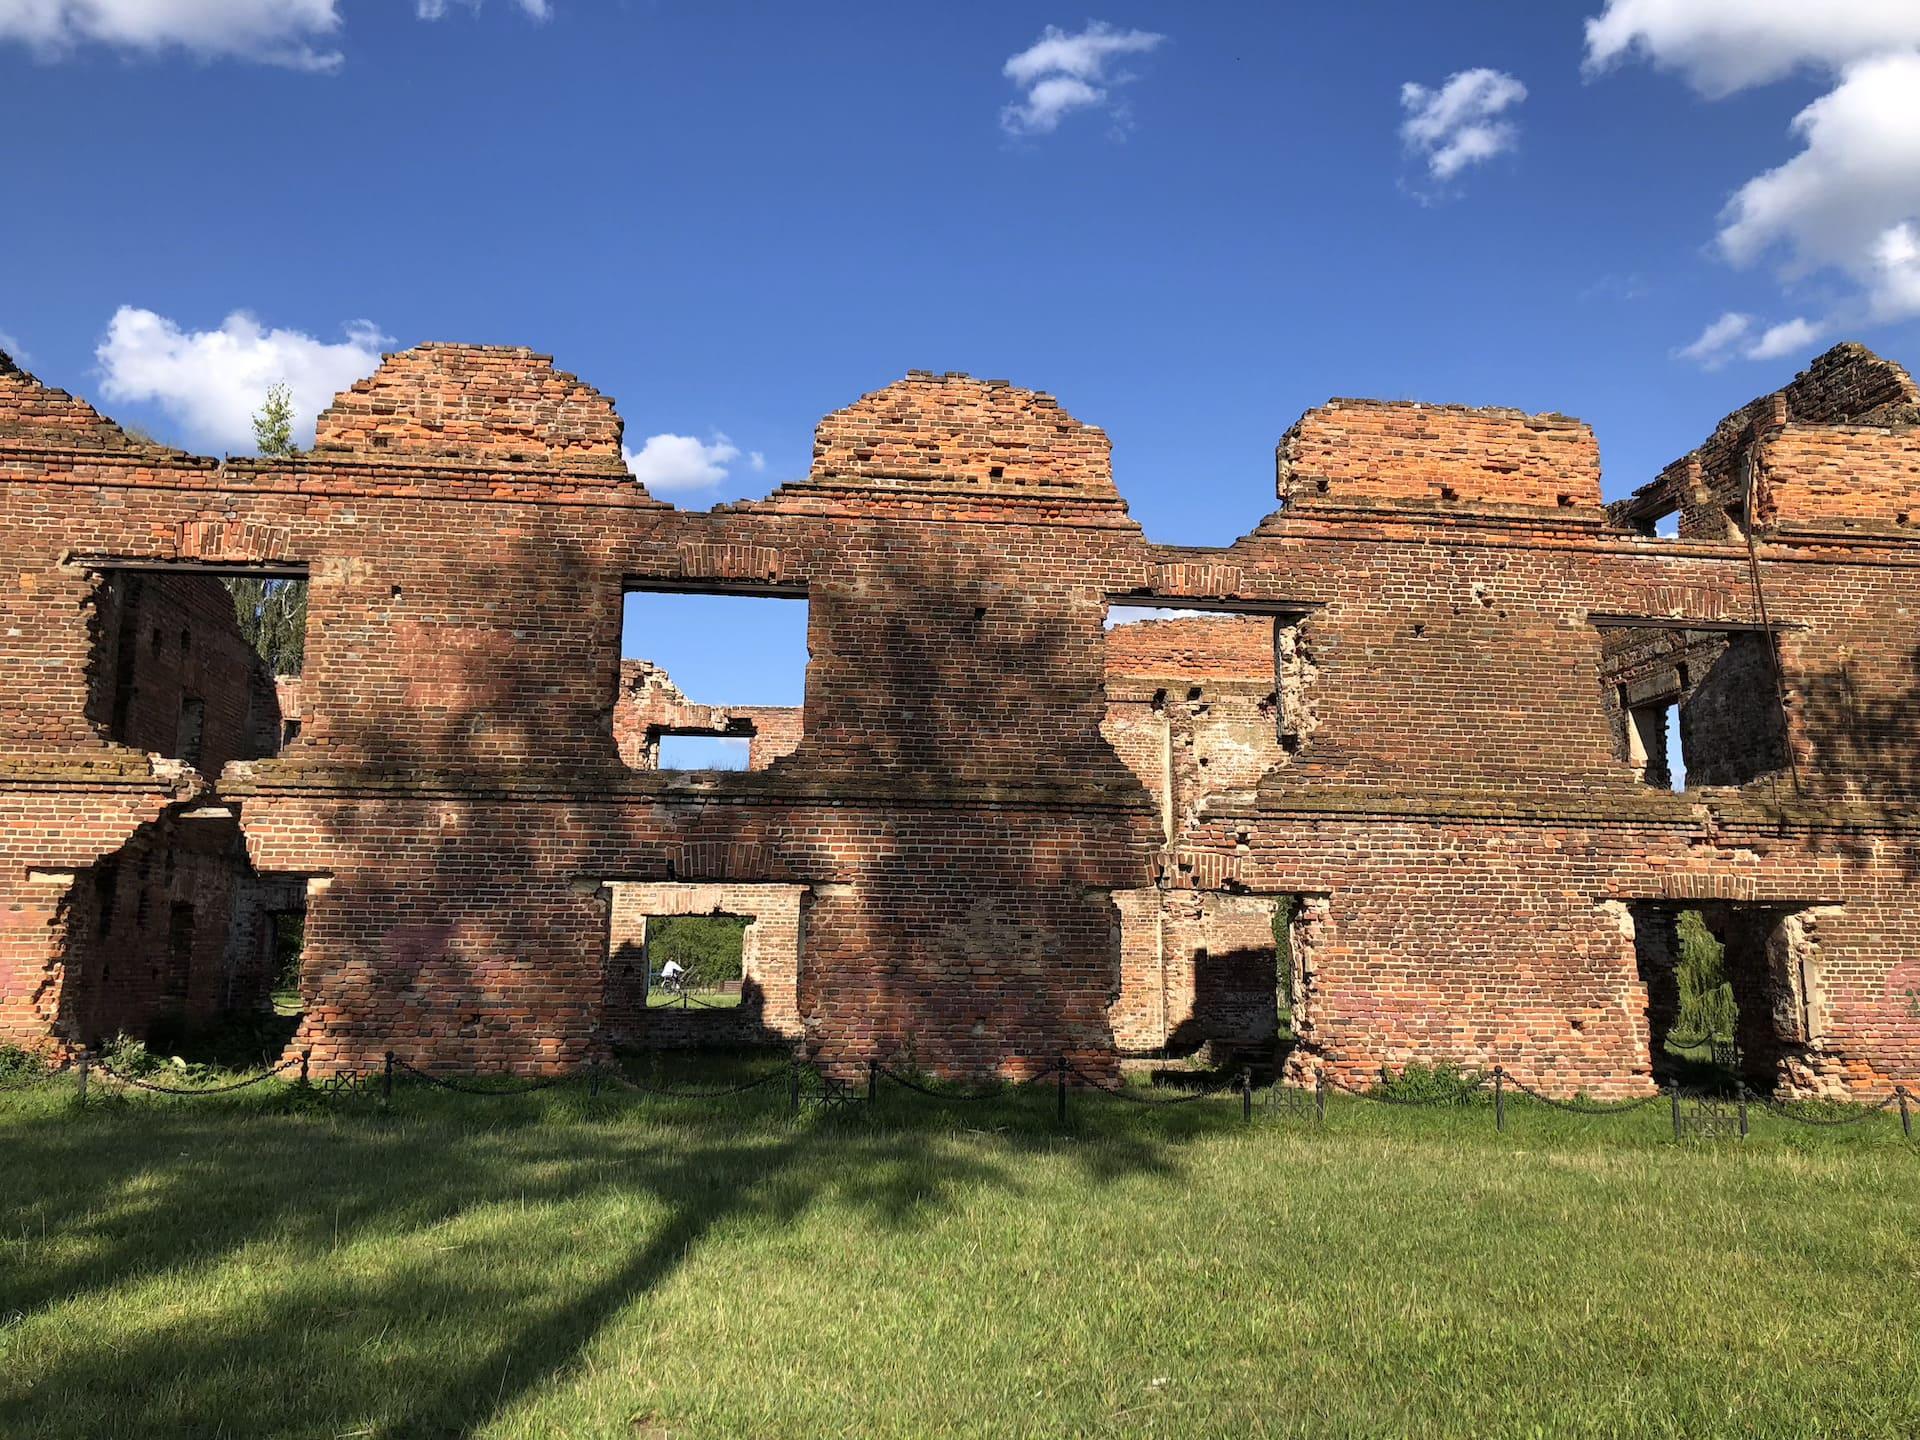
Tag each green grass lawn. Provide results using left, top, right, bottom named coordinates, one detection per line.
left=2, top=1061, right=1917, bottom=1439
left=644, top=986, right=744, bottom=1010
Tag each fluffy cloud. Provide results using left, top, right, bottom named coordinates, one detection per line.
left=1000, top=21, right=1165, bottom=136
left=1399, top=68, right=1527, bottom=182
left=415, top=0, right=551, bottom=20
left=623, top=433, right=746, bottom=493
left=95, top=307, right=387, bottom=451
left=1716, top=52, right=1920, bottom=324
left=0, top=0, right=553, bottom=67
left=0, top=328, right=27, bottom=366
left=1583, top=0, right=1920, bottom=98
left=1586, top=2, right=1920, bottom=348
left=1676, top=311, right=1824, bottom=369
left=1746, top=315, right=1824, bottom=360
left=0, top=0, right=345, bottom=70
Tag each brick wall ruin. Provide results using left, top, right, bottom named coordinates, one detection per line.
left=5, top=337, right=1920, bottom=1098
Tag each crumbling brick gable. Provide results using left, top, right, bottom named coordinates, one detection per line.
left=612, top=659, right=802, bottom=771
left=807, top=371, right=1115, bottom=495
left=312, top=343, right=628, bottom=473
left=1276, top=399, right=1602, bottom=512
left=1754, top=424, right=1920, bottom=528
left=1611, top=343, right=1920, bottom=536
left=0, top=350, right=144, bottom=452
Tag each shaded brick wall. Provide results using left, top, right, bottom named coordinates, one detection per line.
left=5, top=337, right=1920, bottom=1096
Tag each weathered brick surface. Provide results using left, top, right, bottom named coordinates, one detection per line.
left=3, top=339, right=1919, bottom=1097
left=612, top=660, right=802, bottom=771
left=1279, top=399, right=1602, bottom=513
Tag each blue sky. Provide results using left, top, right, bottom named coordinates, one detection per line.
left=4, top=2, right=1918, bottom=707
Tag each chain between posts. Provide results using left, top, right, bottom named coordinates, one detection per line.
left=88, top=1053, right=302, bottom=1095
left=1067, top=1063, right=1243, bottom=1106
left=6, top=1047, right=1916, bottom=1143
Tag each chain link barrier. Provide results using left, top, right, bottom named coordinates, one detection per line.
left=604, top=1065, right=794, bottom=1100
left=393, top=1058, right=576, bottom=1096
left=1068, top=1065, right=1241, bottom=1106
left=876, top=1065, right=1053, bottom=1103
left=92, top=1054, right=302, bottom=1095
left=5, top=1045, right=1914, bottom=1143
left=1499, top=1071, right=1665, bottom=1115
left=1754, top=1089, right=1904, bottom=1127
left=0, top=1063, right=70, bottom=1092
left=1324, top=1072, right=1492, bottom=1108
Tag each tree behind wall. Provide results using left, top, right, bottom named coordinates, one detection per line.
left=226, top=579, right=306, bottom=676
left=1669, top=909, right=1738, bottom=1050
left=223, top=385, right=307, bottom=676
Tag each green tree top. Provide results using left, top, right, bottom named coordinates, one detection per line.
left=253, top=383, right=297, bottom=458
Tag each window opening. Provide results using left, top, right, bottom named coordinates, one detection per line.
left=618, top=588, right=809, bottom=774
left=1599, top=624, right=1788, bottom=791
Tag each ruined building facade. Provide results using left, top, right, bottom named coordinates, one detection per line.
left=3, top=339, right=1919, bottom=1098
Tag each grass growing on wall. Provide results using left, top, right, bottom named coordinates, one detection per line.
left=2, top=1062, right=1916, bottom=1439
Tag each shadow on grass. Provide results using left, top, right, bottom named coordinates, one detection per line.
left=0, top=1077, right=1235, bottom=1438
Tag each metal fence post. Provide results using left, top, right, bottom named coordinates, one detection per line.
left=1736, top=1080, right=1750, bottom=1140
left=1494, top=1066, right=1506, bottom=1133
left=1314, top=1068, right=1327, bottom=1123
left=867, top=1059, right=878, bottom=1105
left=1241, top=1067, right=1252, bottom=1123
left=383, top=1051, right=395, bottom=1104
left=589, top=1064, right=602, bottom=1101
left=76, top=1049, right=89, bottom=1107
left=1669, top=1084, right=1682, bottom=1141
left=788, top=1063, right=800, bottom=1118
left=299, top=1050, right=311, bottom=1088
left=1057, top=1055, right=1068, bottom=1126
left=1900, top=1086, right=1912, bottom=1140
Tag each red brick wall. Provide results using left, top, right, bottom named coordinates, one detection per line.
left=611, top=660, right=802, bottom=771
left=1278, top=399, right=1602, bottom=512
left=4, top=341, right=1919, bottom=1098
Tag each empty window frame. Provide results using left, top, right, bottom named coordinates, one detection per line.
left=1598, top=621, right=1789, bottom=790
left=1102, top=599, right=1314, bottom=842
left=618, top=587, right=809, bottom=774
left=88, top=565, right=307, bottom=771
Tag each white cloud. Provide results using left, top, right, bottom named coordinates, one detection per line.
left=1675, top=310, right=1823, bottom=369
left=0, top=0, right=345, bottom=70
left=416, top=0, right=551, bottom=20
left=1399, top=69, right=1527, bottom=182
left=1677, top=311, right=1753, bottom=367
left=748, top=450, right=766, bottom=472
left=1000, top=21, right=1164, bottom=136
left=0, top=328, right=27, bottom=366
left=1583, top=0, right=1920, bottom=98
left=623, top=433, right=744, bottom=493
left=1586, top=3, right=1920, bottom=348
left=95, top=306, right=387, bottom=452
left=1746, top=316, right=1824, bottom=361
left=1715, top=53, right=1920, bottom=323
